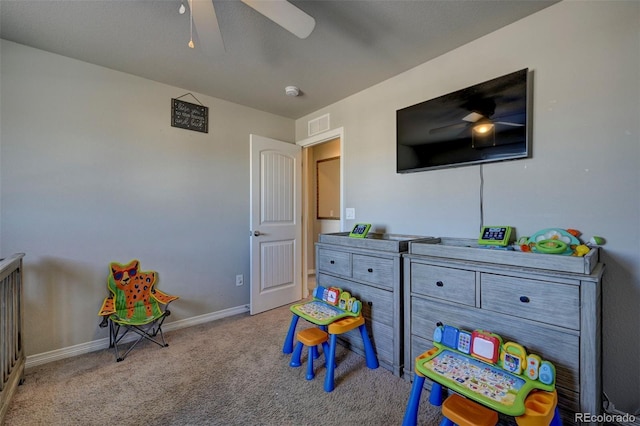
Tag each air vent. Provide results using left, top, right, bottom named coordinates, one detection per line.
left=308, top=113, right=330, bottom=137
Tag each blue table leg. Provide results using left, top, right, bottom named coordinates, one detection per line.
left=550, top=406, right=563, bottom=426
left=289, top=342, right=303, bottom=367
left=359, top=324, right=379, bottom=369
left=402, top=374, right=425, bottom=426
left=429, top=382, right=444, bottom=406
left=283, top=314, right=299, bottom=354
left=324, top=333, right=338, bottom=392
left=321, top=341, right=330, bottom=368
left=306, top=348, right=316, bottom=380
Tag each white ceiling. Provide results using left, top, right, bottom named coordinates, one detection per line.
left=0, top=0, right=558, bottom=119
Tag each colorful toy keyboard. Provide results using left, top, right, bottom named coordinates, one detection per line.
left=290, top=286, right=361, bottom=325
left=415, top=323, right=556, bottom=416
left=423, top=349, right=526, bottom=408
left=293, top=301, right=344, bottom=322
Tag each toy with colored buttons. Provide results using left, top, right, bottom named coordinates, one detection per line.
left=501, top=342, right=526, bottom=374
left=432, top=323, right=556, bottom=386
left=526, top=354, right=541, bottom=380
left=539, top=361, right=555, bottom=385
left=313, top=285, right=361, bottom=315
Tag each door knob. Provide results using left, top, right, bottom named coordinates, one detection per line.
left=253, top=230, right=261, bottom=237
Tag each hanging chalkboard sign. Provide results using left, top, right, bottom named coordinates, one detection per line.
left=171, top=98, right=208, bottom=133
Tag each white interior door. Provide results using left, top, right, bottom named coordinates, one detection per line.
left=250, top=134, right=302, bottom=315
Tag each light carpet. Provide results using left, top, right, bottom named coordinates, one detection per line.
left=4, top=303, right=442, bottom=425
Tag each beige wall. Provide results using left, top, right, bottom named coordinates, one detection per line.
left=295, top=1, right=640, bottom=412
left=0, top=40, right=294, bottom=356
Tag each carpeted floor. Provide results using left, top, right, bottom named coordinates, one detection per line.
left=4, top=303, right=442, bottom=425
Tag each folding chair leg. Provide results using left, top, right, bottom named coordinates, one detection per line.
left=109, top=320, right=131, bottom=361
left=107, top=313, right=170, bottom=362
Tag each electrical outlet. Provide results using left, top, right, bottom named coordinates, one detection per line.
left=345, top=208, right=355, bottom=219
left=235, top=274, right=243, bottom=286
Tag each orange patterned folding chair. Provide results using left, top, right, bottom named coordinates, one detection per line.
left=98, top=260, right=178, bottom=361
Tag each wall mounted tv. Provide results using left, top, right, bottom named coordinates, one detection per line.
left=397, top=68, right=530, bottom=173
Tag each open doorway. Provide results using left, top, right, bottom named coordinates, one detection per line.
left=298, top=127, right=344, bottom=298
left=305, top=138, right=340, bottom=293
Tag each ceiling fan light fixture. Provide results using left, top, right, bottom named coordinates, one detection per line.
left=473, top=122, right=494, bottom=135
left=472, top=121, right=496, bottom=148
left=188, top=0, right=194, bottom=48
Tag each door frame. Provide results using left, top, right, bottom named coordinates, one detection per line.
left=296, top=127, right=345, bottom=298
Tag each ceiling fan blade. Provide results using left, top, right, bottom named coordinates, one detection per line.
left=429, top=111, right=483, bottom=134
left=494, top=121, right=524, bottom=127
left=241, top=0, right=316, bottom=39
left=462, top=112, right=484, bottom=123
left=429, top=122, right=469, bottom=135
left=190, top=0, right=226, bottom=55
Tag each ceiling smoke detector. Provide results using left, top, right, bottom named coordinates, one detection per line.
left=285, top=86, right=300, bottom=97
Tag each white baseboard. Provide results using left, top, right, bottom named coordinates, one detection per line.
left=25, top=304, right=249, bottom=369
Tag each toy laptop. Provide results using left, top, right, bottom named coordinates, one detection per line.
left=290, top=286, right=362, bottom=325
left=416, top=323, right=556, bottom=416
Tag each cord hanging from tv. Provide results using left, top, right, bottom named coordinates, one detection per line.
left=396, top=68, right=531, bottom=173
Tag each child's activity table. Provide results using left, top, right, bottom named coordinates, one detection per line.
left=283, top=286, right=378, bottom=392
left=403, top=325, right=561, bottom=426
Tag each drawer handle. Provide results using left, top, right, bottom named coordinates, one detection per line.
left=436, top=281, right=444, bottom=287
left=330, top=260, right=335, bottom=264
left=367, top=268, right=373, bottom=273
left=519, top=296, right=530, bottom=303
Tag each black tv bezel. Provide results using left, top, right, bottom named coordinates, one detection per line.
left=396, top=69, right=532, bottom=174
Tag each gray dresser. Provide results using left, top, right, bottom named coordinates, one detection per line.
left=315, top=232, right=434, bottom=376
left=403, top=238, right=604, bottom=424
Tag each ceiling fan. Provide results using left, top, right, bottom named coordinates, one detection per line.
left=187, top=0, right=316, bottom=56
left=429, top=97, right=524, bottom=136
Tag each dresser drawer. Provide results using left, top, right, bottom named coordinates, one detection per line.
left=352, top=254, right=394, bottom=290
left=317, top=248, right=351, bottom=278
left=410, top=263, right=476, bottom=306
left=481, top=274, right=580, bottom=330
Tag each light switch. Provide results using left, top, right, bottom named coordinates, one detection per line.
left=345, top=208, right=355, bottom=220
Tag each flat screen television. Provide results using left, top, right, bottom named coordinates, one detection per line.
left=397, top=68, right=530, bottom=173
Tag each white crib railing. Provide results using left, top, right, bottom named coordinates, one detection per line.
left=0, top=253, right=25, bottom=424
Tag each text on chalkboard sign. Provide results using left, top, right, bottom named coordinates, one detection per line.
left=171, top=98, right=209, bottom=133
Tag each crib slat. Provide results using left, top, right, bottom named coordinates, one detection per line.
left=0, top=253, right=25, bottom=423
